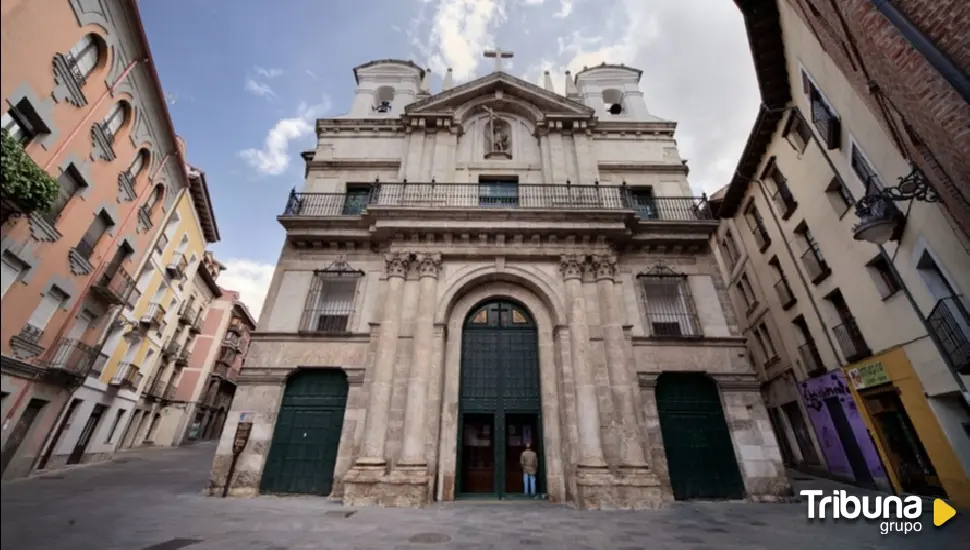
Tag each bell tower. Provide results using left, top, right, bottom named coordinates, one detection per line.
left=347, top=59, right=425, bottom=118
left=573, top=63, right=659, bottom=122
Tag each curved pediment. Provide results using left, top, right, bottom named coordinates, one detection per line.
left=405, top=72, right=594, bottom=119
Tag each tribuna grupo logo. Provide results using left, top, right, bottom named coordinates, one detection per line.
left=801, top=490, right=924, bottom=535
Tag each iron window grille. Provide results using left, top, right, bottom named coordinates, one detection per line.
left=637, top=264, right=703, bottom=338
left=299, top=258, right=364, bottom=334
left=802, top=71, right=841, bottom=150
left=744, top=203, right=771, bottom=252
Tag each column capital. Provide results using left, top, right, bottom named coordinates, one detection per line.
left=560, top=254, right=587, bottom=281
left=383, top=252, right=412, bottom=279
left=589, top=254, right=617, bottom=282
left=415, top=252, right=443, bottom=279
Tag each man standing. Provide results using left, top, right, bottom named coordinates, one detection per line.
left=520, top=442, right=538, bottom=498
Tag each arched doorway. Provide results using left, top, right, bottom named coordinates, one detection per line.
left=260, top=369, right=348, bottom=496
left=457, top=300, right=543, bottom=498
left=656, top=372, right=745, bottom=500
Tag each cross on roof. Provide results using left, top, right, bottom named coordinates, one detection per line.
left=483, top=47, right=514, bottom=72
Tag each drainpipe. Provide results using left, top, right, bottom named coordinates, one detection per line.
left=42, top=58, right=144, bottom=172
left=868, top=0, right=970, bottom=104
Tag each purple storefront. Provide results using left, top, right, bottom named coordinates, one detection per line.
left=798, top=371, right=891, bottom=490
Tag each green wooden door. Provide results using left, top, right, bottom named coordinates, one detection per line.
left=457, top=300, right=542, bottom=498
left=656, top=372, right=745, bottom=501
left=260, top=369, right=348, bottom=496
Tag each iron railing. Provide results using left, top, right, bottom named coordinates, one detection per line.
left=833, top=318, right=871, bottom=363
left=212, top=363, right=230, bottom=379
left=190, top=309, right=205, bottom=333
left=798, top=342, right=825, bottom=375
left=140, top=303, right=165, bottom=328
left=91, top=266, right=136, bottom=306
left=43, top=338, right=101, bottom=378
left=137, top=204, right=152, bottom=231
left=175, top=348, right=190, bottom=366
left=178, top=301, right=196, bottom=324
left=162, top=380, right=178, bottom=402
left=162, top=341, right=180, bottom=360
left=281, top=183, right=712, bottom=221
left=800, top=245, right=830, bottom=283
left=638, top=277, right=703, bottom=338
left=166, top=253, right=188, bottom=278
left=110, top=361, right=141, bottom=391
left=926, top=297, right=970, bottom=373
left=222, top=333, right=242, bottom=350
left=145, top=374, right=167, bottom=399
left=216, top=347, right=237, bottom=367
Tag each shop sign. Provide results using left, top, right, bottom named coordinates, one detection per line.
left=847, top=361, right=890, bottom=390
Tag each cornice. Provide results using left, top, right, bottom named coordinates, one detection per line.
left=306, top=158, right=402, bottom=170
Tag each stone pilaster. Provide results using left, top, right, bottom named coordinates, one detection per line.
left=343, top=252, right=412, bottom=506
left=389, top=252, right=443, bottom=506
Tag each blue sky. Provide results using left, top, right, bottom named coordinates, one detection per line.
left=139, top=0, right=759, bottom=318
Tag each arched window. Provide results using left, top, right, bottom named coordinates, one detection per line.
left=602, top=88, right=624, bottom=115
left=128, top=149, right=148, bottom=178
left=374, top=86, right=395, bottom=113
left=145, top=184, right=165, bottom=212
left=67, top=34, right=102, bottom=81
left=102, top=102, right=129, bottom=140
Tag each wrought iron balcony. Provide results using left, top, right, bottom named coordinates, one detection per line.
left=90, top=266, right=136, bottom=306
left=773, top=278, right=796, bottom=309
left=227, top=321, right=244, bottom=335
left=798, top=342, right=825, bottom=376
left=178, top=301, right=196, bottom=324
left=212, top=362, right=230, bottom=380
left=139, top=303, right=165, bottom=328
left=42, top=338, right=102, bottom=379
left=162, top=341, right=180, bottom=361
left=280, top=184, right=712, bottom=222
left=800, top=245, right=831, bottom=284
left=926, top=297, right=970, bottom=374
left=110, top=361, right=142, bottom=392
left=189, top=309, right=205, bottom=334
left=137, top=204, right=153, bottom=232
left=165, top=253, right=188, bottom=278
left=216, top=347, right=237, bottom=367
left=222, top=333, right=242, bottom=350
left=145, top=374, right=167, bottom=400
left=161, top=380, right=178, bottom=402
left=175, top=348, right=190, bottom=367
left=833, top=318, right=871, bottom=363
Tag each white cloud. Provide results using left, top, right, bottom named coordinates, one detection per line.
left=554, top=0, right=573, bottom=18
left=239, top=96, right=333, bottom=176
left=244, top=77, right=276, bottom=99
left=254, top=66, right=284, bottom=79
left=305, top=69, right=319, bottom=81
left=217, top=258, right=275, bottom=320
left=411, top=0, right=508, bottom=81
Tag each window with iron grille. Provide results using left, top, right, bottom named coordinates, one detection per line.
left=744, top=202, right=771, bottom=252
left=825, top=175, right=855, bottom=216
left=849, top=141, right=884, bottom=195
left=299, top=259, right=364, bottom=333
left=637, top=265, right=702, bottom=338
left=801, top=69, right=841, bottom=150
left=762, top=157, right=797, bottom=219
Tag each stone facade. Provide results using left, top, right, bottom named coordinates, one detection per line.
left=209, top=58, right=789, bottom=509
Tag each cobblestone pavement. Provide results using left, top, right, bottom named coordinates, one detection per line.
left=1, top=442, right=966, bottom=550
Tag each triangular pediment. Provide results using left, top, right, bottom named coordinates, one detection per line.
left=406, top=72, right=594, bottom=118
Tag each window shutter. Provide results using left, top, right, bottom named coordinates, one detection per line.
left=299, top=273, right=324, bottom=331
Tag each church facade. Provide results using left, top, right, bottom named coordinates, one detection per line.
left=208, top=56, right=790, bottom=509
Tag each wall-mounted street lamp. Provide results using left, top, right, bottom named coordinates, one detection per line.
left=852, top=166, right=940, bottom=245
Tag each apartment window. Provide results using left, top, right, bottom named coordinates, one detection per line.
left=801, top=69, right=841, bottom=150
left=637, top=266, right=702, bottom=338
left=105, top=409, right=126, bottom=443
left=826, top=289, right=870, bottom=363
left=76, top=209, right=113, bottom=261
left=43, top=164, right=88, bottom=225
left=299, top=261, right=364, bottom=333
left=27, top=285, right=69, bottom=334
left=101, top=102, right=128, bottom=142
left=744, top=202, right=771, bottom=252
left=783, top=110, right=812, bottom=154
left=756, top=322, right=779, bottom=364
left=722, top=230, right=740, bottom=266
left=793, top=315, right=825, bottom=375
left=794, top=222, right=831, bottom=284
left=736, top=272, right=757, bottom=313
left=2, top=98, right=49, bottom=146
left=128, top=149, right=147, bottom=179
left=866, top=255, right=902, bottom=299
left=1, top=251, right=30, bottom=298
left=478, top=177, right=519, bottom=207
left=762, top=158, right=797, bottom=219
left=849, top=141, right=884, bottom=194
left=769, top=256, right=796, bottom=310
left=825, top=175, right=855, bottom=215
left=67, top=34, right=101, bottom=81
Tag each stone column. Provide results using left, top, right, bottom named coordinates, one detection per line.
left=398, top=253, right=442, bottom=466
left=590, top=254, right=649, bottom=470
left=355, top=252, right=411, bottom=466
left=560, top=254, right=607, bottom=468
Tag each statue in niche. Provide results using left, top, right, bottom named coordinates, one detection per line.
left=482, top=106, right=512, bottom=159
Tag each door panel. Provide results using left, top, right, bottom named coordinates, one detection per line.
left=460, top=413, right=495, bottom=494
left=1, top=399, right=46, bottom=474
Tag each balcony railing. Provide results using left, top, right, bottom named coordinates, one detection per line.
left=90, top=267, right=136, bottom=306
left=926, top=297, right=970, bottom=374
left=178, top=301, right=196, bottom=324
left=190, top=310, right=205, bottom=334
left=145, top=375, right=167, bottom=399
left=223, top=333, right=242, bottom=350
left=833, top=318, right=871, bottom=363
left=137, top=204, right=153, bottom=232
left=212, top=362, right=230, bottom=380
left=166, top=253, right=188, bottom=278
left=281, top=184, right=712, bottom=221
left=140, top=303, right=165, bottom=328
left=175, top=348, right=190, bottom=366
left=110, top=361, right=142, bottom=392
left=800, top=246, right=831, bottom=283
left=773, top=278, right=795, bottom=308
left=162, top=341, right=180, bottom=360
left=161, top=380, right=178, bottom=402
left=216, top=347, right=237, bottom=367
left=42, top=338, right=102, bottom=379
left=798, top=342, right=825, bottom=375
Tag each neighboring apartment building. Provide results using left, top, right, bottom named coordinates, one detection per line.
left=0, top=0, right=193, bottom=478
left=715, top=0, right=970, bottom=508
left=208, top=57, right=789, bottom=509
left=155, top=282, right=254, bottom=447
left=67, top=160, right=220, bottom=459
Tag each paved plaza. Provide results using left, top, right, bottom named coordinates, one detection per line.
left=1, top=442, right=966, bottom=550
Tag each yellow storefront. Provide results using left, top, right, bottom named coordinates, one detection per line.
left=843, top=347, right=970, bottom=509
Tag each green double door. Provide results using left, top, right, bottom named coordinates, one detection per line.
left=656, top=372, right=745, bottom=501
left=457, top=301, right=544, bottom=498
left=260, top=369, right=348, bottom=496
